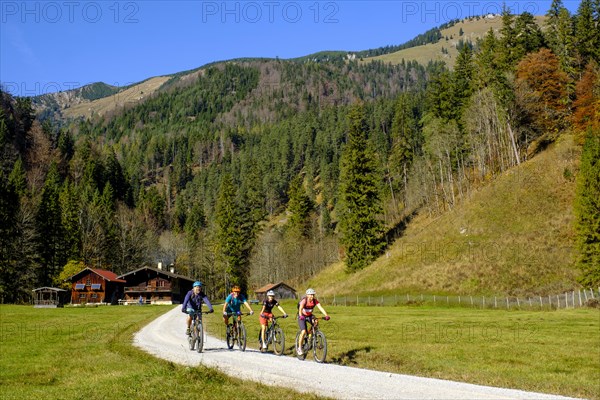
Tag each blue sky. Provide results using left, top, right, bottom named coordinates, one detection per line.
left=1, top=1, right=583, bottom=96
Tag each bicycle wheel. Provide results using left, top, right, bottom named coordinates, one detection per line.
left=226, top=324, right=234, bottom=349
left=188, top=327, right=196, bottom=350
left=272, top=327, right=285, bottom=356
left=295, top=331, right=307, bottom=360
left=238, top=322, right=247, bottom=351
left=196, top=321, right=204, bottom=353
left=313, top=331, right=327, bottom=363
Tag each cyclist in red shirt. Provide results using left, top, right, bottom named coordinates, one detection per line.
left=297, top=288, right=329, bottom=355
left=259, top=290, right=288, bottom=351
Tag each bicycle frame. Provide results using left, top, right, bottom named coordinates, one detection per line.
left=225, top=312, right=251, bottom=351
left=188, top=310, right=210, bottom=353
left=296, top=316, right=327, bottom=362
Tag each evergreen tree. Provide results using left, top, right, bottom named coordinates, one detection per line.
left=338, top=104, right=385, bottom=272
left=8, top=157, right=27, bottom=195
left=0, top=172, right=20, bottom=301
left=453, top=43, right=475, bottom=112
left=514, top=12, right=545, bottom=61
left=59, top=181, right=82, bottom=261
left=286, top=174, right=313, bottom=239
left=215, top=174, right=250, bottom=292
left=499, top=6, right=518, bottom=69
left=35, top=162, right=67, bottom=286
left=575, top=132, right=600, bottom=287
left=545, top=0, right=566, bottom=52
left=574, top=0, right=599, bottom=66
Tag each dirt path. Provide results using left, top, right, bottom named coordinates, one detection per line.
left=134, top=307, right=576, bottom=400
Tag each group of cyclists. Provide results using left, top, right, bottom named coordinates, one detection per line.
left=181, top=281, right=330, bottom=355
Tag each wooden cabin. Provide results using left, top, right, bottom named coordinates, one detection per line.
left=254, top=282, right=297, bottom=302
left=117, top=266, right=194, bottom=305
left=68, top=268, right=126, bottom=305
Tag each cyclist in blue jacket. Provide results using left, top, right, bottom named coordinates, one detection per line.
left=182, top=281, right=214, bottom=336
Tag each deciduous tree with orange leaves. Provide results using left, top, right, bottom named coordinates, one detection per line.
left=515, top=48, right=570, bottom=152
left=572, top=62, right=600, bottom=139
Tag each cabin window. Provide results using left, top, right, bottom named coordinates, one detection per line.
left=79, top=293, right=86, bottom=299
left=86, top=279, right=91, bottom=286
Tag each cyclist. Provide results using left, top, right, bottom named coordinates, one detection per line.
left=297, top=288, right=329, bottom=356
left=259, top=290, right=288, bottom=351
left=182, top=281, right=214, bottom=336
left=222, top=285, right=254, bottom=329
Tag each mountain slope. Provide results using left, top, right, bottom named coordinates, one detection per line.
left=307, top=135, right=580, bottom=297
left=367, top=15, right=545, bottom=69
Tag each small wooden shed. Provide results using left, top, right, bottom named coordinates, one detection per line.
left=254, top=282, right=297, bottom=302
left=32, top=287, right=66, bottom=308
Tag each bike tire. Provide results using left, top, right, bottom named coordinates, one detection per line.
left=226, top=324, right=234, bottom=349
left=196, top=321, right=204, bottom=353
left=273, top=327, right=285, bottom=356
left=295, top=331, right=307, bottom=360
left=313, top=330, right=327, bottom=363
left=188, top=330, right=195, bottom=350
left=238, top=322, right=247, bottom=351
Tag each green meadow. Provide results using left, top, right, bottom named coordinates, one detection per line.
left=1, top=304, right=598, bottom=400
left=233, top=300, right=599, bottom=399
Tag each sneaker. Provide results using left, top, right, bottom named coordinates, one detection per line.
left=262, top=343, right=267, bottom=349
left=297, top=347, right=303, bottom=356
left=186, top=328, right=191, bottom=336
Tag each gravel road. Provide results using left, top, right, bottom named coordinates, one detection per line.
left=134, top=306, right=577, bottom=400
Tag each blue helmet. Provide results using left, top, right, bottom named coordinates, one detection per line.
left=193, top=281, right=202, bottom=287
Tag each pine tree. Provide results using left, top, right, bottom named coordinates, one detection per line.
left=338, top=104, right=385, bottom=272
left=514, top=12, right=545, bottom=61
left=575, top=132, right=600, bottom=287
left=453, top=43, right=475, bottom=111
left=546, top=0, right=566, bottom=51
left=286, top=174, right=313, bottom=239
left=215, top=174, right=250, bottom=292
left=574, top=0, right=599, bottom=67
left=499, top=6, right=518, bottom=69
left=35, top=162, right=67, bottom=286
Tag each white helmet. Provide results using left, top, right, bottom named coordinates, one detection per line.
left=267, top=290, right=275, bottom=296
left=306, top=288, right=316, bottom=295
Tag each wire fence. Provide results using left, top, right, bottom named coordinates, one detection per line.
left=319, top=288, right=600, bottom=310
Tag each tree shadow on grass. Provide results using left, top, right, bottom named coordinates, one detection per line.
left=330, top=346, right=372, bottom=366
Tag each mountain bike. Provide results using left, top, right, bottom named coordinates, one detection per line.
left=188, top=310, right=212, bottom=353
left=295, top=316, right=327, bottom=363
left=258, top=315, right=287, bottom=355
left=225, top=312, right=251, bottom=351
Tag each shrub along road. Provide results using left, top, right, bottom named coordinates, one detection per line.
left=134, top=307, right=578, bottom=400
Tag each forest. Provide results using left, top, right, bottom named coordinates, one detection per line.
left=1, top=1, right=599, bottom=303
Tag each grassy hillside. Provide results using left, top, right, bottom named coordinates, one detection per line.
left=367, top=15, right=545, bottom=69
left=307, top=135, right=581, bottom=297
left=62, top=76, right=171, bottom=120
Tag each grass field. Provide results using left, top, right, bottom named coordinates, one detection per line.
left=0, top=305, right=325, bottom=400
left=226, top=300, right=599, bottom=400
left=2, top=304, right=597, bottom=399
